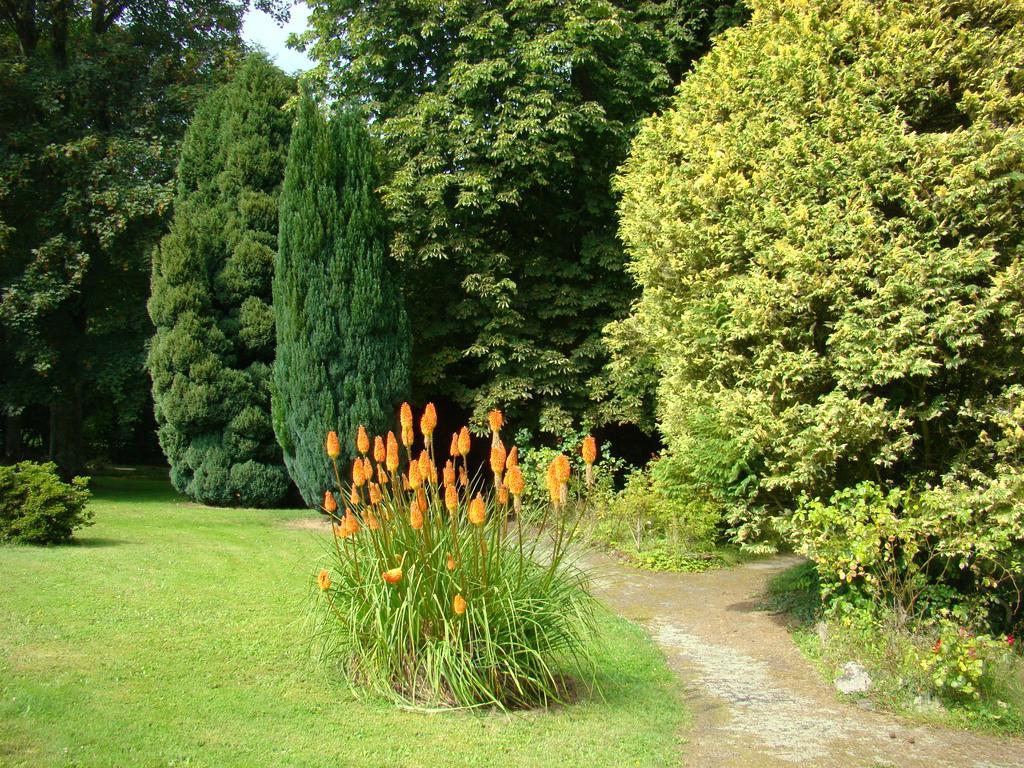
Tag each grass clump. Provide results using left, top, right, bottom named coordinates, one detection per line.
left=764, top=560, right=822, bottom=624
left=312, top=406, right=600, bottom=710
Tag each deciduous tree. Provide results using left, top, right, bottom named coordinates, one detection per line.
left=299, top=0, right=746, bottom=434
left=0, top=0, right=288, bottom=475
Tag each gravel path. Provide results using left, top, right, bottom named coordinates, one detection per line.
left=589, top=553, right=1024, bottom=768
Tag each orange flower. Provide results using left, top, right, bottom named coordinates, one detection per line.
left=553, top=454, right=571, bottom=484
left=468, top=494, right=486, bottom=525
left=416, top=488, right=428, bottom=514
left=323, top=490, right=338, bottom=514
left=317, top=568, right=332, bottom=591
left=445, top=483, right=458, bottom=513
left=453, top=594, right=467, bottom=616
left=382, top=566, right=402, bottom=584
left=546, top=462, right=561, bottom=504
left=420, top=402, right=437, bottom=437
left=399, top=402, right=413, bottom=432
left=410, top=502, right=424, bottom=531
left=369, top=483, right=382, bottom=506
left=349, top=485, right=360, bottom=506
left=459, top=466, right=469, bottom=487
left=377, top=465, right=389, bottom=485
left=326, top=431, right=341, bottom=460
left=443, top=459, right=456, bottom=487
left=365, top=509, right=380, bottom=530
left=386, top=432, right=400, bottom=472
left=506, top=445, right=518, bottom=469
left=352, top=459, right=366, bottom=487
left=498, top=485, right=509, bottom=506
left=505, top=465, right=525, bottom=496
left=418, top=450, right=431, bottom=483
left=446, top=553, right=457, bottom=571
left=490, top=440, right=506, bottom=478
left=400, top=403, right=414, bottom=449
left=408, top=460, right=422, bottom=489
left=582, top=436, right=597, bottom=486
left=458, top=426, right=471, bottom=457
left=341, top=511, right=360, bottom=538
left=332, top=522, right=344, bottom=538
left=488, top=409, right=503, bottom=433
left=449, top=432, right=460, bottom=458
left=374, top=435, right=386, bottom=463
left=356, top=425, right=370, bottom=455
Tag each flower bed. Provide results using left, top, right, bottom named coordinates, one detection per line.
left=312, top=405, right=600, bottom=709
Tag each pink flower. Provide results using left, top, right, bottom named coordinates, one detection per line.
left=1008, top=635, right=1015, bottom=647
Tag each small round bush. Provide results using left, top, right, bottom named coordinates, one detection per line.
left=0, top=461, right=92, bottom=544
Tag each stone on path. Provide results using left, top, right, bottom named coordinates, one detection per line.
left=834, top=662, right=872, bottom=695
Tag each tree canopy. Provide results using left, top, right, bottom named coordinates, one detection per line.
left=0, top=0, right=288, bottom=474
left=299, top=0, right=747, bottom=434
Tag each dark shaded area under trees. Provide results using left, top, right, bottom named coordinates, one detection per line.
left=0, top=0, right=288, bottom=477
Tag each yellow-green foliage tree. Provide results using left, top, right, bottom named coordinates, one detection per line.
left=613, top=0, right=1024, bottom=543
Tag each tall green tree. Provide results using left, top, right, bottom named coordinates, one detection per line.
left=299, top=0, right=747, bottom=434
left=148, top=53, right=294, bottom=507
left=613, top=0, right=1024, bottom=543
left=0, top=0, right=287, bottom=475
left=273, top=94, right=410, bottom=505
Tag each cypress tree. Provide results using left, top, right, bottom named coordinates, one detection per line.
left=148, top=54, right=294, bottom=507
left=273, top=96, right=410, bottom=505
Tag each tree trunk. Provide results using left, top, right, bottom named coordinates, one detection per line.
left=51, top=0, right=69, bottom=69
left=3, top=413, right=22, bottom=462
left=90, top=0, right=105, bottom=32
left=50, top=384, right=84, bottom=478
left=6, top=0, right=39, bottom=58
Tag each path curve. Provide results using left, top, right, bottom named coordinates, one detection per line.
left=589, top=553, right=1024, bottom=768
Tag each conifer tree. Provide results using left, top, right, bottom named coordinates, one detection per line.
left=273, top=95, right=410, bottom=505
left=148, top=53, right=294, bottom=506
left=614, top=0, right=1024, bottom=540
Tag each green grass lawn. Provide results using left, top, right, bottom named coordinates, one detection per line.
left=0, top=474, right=686, bottom=767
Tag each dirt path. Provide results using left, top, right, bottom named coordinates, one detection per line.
left=589, top=553, right=1024, bottom=768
